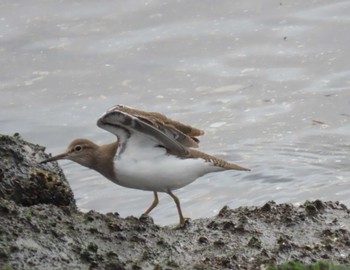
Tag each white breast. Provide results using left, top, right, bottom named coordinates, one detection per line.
left=112, top=133, right=223, bottom=192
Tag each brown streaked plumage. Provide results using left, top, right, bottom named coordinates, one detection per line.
left=114, top=105, right=204, bottom=136
left=187, top=148, right=250, bottom=171
left=41, top=105, right=250, bottom=228
left=109, top=105, right=204, bottom=148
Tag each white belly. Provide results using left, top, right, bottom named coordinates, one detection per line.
left=110, top=131, right=224, bottom=192
left=114, top=150, right=223, bottom=192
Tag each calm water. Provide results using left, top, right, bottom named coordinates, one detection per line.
left=1, top=0, right=350, bottom=225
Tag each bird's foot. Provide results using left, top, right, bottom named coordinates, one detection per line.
left=174, top=217, right=190, bottom=230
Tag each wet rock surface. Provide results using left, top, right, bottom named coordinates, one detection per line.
left=0, top=134, right=74, bottom=208
left=1, top=134, right=350, bottom=269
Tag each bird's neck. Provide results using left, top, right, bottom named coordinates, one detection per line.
left=93, top=141, right=118, bottom=180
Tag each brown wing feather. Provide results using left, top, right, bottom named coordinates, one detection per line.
left=98, top=108, right=189, bottom=156
left=113, top=105, right=204, bottom=148
left=187, top=149, right=251, bottom=171
left=101, top=105, right=250, bottom=170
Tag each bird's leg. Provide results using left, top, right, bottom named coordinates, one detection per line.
left=167, top=191, right=190, bottom=228
left=143, top=191, right=159, bottom=216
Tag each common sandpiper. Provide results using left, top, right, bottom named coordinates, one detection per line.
left=41, top=105, right=250, bottom=227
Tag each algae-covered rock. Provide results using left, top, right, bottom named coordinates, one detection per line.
left=0, top=134, right=75, bottom=207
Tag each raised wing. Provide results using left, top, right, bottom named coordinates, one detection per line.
left=97, top=105, right=201, bottom=156
left=97, top=105, right=250, bottom=171
left=103, top=105, right=203, bottom=148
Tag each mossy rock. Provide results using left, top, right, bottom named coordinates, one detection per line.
left=0, top=134, right=75, bottom=208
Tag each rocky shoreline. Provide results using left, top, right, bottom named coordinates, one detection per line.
left=1, top=134, right=350, bottom=270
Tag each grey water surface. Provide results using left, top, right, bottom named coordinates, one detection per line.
left=1, top=0, right=350, bottom=225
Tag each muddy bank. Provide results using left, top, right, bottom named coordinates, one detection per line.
left=1, top=134, right=350, bottom=270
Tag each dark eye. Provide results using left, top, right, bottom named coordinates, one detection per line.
left=74, top=145, right=83, bottom=152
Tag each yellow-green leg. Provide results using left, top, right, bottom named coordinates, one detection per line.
left=143, top=191, right=159, bottom=216
left=167, top=191, right=189, bottom=228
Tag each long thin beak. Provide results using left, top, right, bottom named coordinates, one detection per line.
left=40, top=152, right=68, bottom=164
